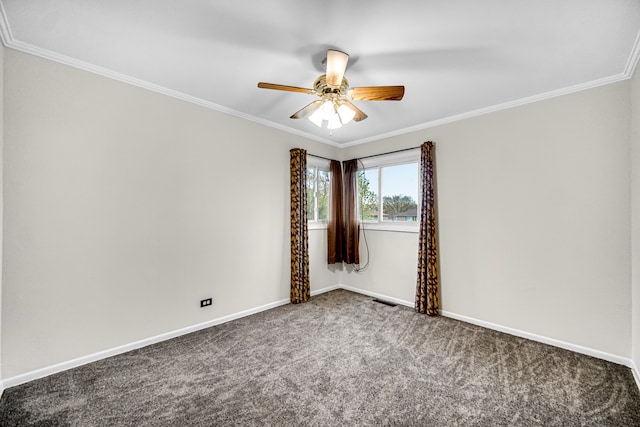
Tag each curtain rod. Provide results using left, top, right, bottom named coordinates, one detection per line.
left=356, top=146, right=421, bottom=160
left=307, top=153, right=335, bottom=162
left=309, top=145, right=422, bottom=162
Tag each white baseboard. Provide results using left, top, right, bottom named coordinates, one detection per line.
left=632, top=359, right=640, bottom=391
left=3, top=284, right=639, bottom=394
left=339, top=284, right=414, bottom=308
left=2, top=296, right=291, bottom=389
left=2, top=285, right=343, bottom=389
left=337, top=285, right=640, bottom=391
left=440, top=310, right=633, bottom=368
left=311, top=284, right=341, bottom=296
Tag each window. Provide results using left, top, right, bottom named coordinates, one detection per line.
left=357, top=150, right=420, bottom=231
left=381, top=163, right=419, bottom=222
left=307, top=157, right=331, bottom=225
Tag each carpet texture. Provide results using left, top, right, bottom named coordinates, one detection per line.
left=1, top=289, right=639, bottom=426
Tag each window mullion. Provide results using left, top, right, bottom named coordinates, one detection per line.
left=378, top=166, right=383, bottom=223
left=314, top=167, right=320, bottom=222
left=307, top=157, right=331, bottom=227
left=417, top=168, right=421, bottom=221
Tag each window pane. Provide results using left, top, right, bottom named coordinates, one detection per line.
left=381, top=163, right=418, bottom=222
left=358, top=169, right=379, bottom=221
left=317, top=169, right=330, bottom=221
left=306, top=167, right=315, bottom=221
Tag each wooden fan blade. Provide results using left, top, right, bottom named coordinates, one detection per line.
left=349, top=86, right=405, bottom=101
left=326, top=50, right=349, bottom=87
left=342, top=101, right=368, bottom=122
left=290, top=100, right=323, bottom=119
left=258, top=82, right=315, bottom=95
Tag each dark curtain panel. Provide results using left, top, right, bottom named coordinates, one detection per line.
left=290, top=148, right=310, bottom=304
left=415, top=141, right=440, bottom=316
left=327, top=160, right=345, bottom=264
left=343, top=159, right=360, bottom=265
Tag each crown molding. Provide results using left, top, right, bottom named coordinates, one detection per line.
left=0, top=1, right=12, bottom=45
left=2, top=43, right=340, bottom=148
left=624, top=28, right=640, bottom=78
left=0, top=8, right=637, bottom=150
left=0, top=18, right=341, bottom=148
left=342, top=28, right=640, bottom=148
left=341, top=72, right=628, bottom=148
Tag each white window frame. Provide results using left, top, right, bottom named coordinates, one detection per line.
left=307, top=156, right=331, bottom=230
left=357, top=149, right=420, bottom=233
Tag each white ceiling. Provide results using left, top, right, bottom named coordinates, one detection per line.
left=1, top=0, right=639, bottom=147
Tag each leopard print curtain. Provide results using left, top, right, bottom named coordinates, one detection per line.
left=290, top=148, right=310, bottom=304
left=415, top=141, right=440, bottom=316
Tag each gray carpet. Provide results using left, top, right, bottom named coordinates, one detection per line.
left=1, top=289, right=639, bottom=426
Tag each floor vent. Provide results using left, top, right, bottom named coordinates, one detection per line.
left=373, top=298, right=397, bottom=307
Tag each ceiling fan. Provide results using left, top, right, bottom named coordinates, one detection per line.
left=257, top=49, right=404, bottom=129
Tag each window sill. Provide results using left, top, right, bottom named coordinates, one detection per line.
left=308, top=222, right=328, bottom=231
left=307, top=222, right=418, bottom=233
left=359, top=222, right=419, bottom=233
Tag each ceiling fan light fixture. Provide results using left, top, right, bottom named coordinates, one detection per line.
left=307, top=98, right=355, bottom=129
left=308, top=108, right=324, bottom=127
left=327, top=113, right=343, bottom=130
left=320, top=99, right=337, bottom=119
left=337, top=103, right=356, bottom=125
left=308, top=99, right=340, bottom=128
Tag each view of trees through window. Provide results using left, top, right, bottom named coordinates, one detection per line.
left=358, top=162, right=419, bottom=222
left=307, top=167, right=330, bottom=222
left=305, top=159, right=418, bottom=224
left=357, top=169, right=379, bottom=220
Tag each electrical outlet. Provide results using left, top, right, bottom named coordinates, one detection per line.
left=200, top=298, right=212, bottom=308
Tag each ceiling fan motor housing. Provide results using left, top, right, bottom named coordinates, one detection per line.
left=314, top=74, right=349, bottom=98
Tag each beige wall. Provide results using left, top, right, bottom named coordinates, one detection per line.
left=344, top=81, right=632, bottom=358
left=341, top=231, right=418, bottom=304
left=0, top=41, right=4, bottom=391
left=1, top=48, right=339, bottom=377
left=632, top=65, right=640, bottom=374
left=1, top=44, right=638, bottom=381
